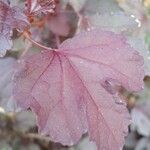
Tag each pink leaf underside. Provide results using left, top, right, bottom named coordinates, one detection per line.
left=13, top=29, right=144, bottom=150
left=0, top=0, right=28, bottom=56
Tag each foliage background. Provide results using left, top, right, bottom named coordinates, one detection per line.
left=1, top=0, right=150, bottom=149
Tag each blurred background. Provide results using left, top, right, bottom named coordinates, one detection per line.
left=1, top=0, right=150, bottom=149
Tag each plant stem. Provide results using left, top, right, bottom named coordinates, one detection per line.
left=23, top=32, right=53, bottom=51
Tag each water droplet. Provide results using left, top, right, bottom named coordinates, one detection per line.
left=114, top=97, right=125, bottom=105
left=87, top=28, right=91, bottom=31
left=131, top=15, right=135, bottom=18
left=80, top=61, right=83, bottom=64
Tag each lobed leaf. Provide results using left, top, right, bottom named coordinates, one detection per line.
left=0, top=57, right=18, bottom=112
left=0, top=0, right=29, bottom=57
left=26, top=0, right=56, bottom=15
left=13, top=29, right=144, bottom=150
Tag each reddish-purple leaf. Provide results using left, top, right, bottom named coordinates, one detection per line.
left=26, top=0, right=56, bottom=15
left=0, top=0, right=29, bottom=57
left=47, top=12, right=70, bottom=36
left=13, top=29, right=144, bottom=150
left=46, top=4, right=70, bottom=37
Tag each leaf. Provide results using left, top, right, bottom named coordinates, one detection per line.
left=124, top=133, right=138, bottom=150
left=0, top=57, right=18, bottom=112
left=68, top=0, right=87, bottom=13
left=89, top=13, right=138, bottom=33
left=76, top=0, right=134, bottom=33
left=13, top=29, right=144, bottom=150
left=0, top=0, right=29, bottom=57
left=145, top=32, right=150, bottom=50
left=135, top=138, right=150, bottom=150
left=128, top=37, right=150, bottom=76
left=26, top=0, right=56, bottom=15
left=117, top=0, right=145, bottom=21
left=46, top=5, right=70, bottom=37
left=131, top=101, right=150, bottom=137
left=83, top=0, right=120, bottom=16
left=48, top=14, right=70, bottom=36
